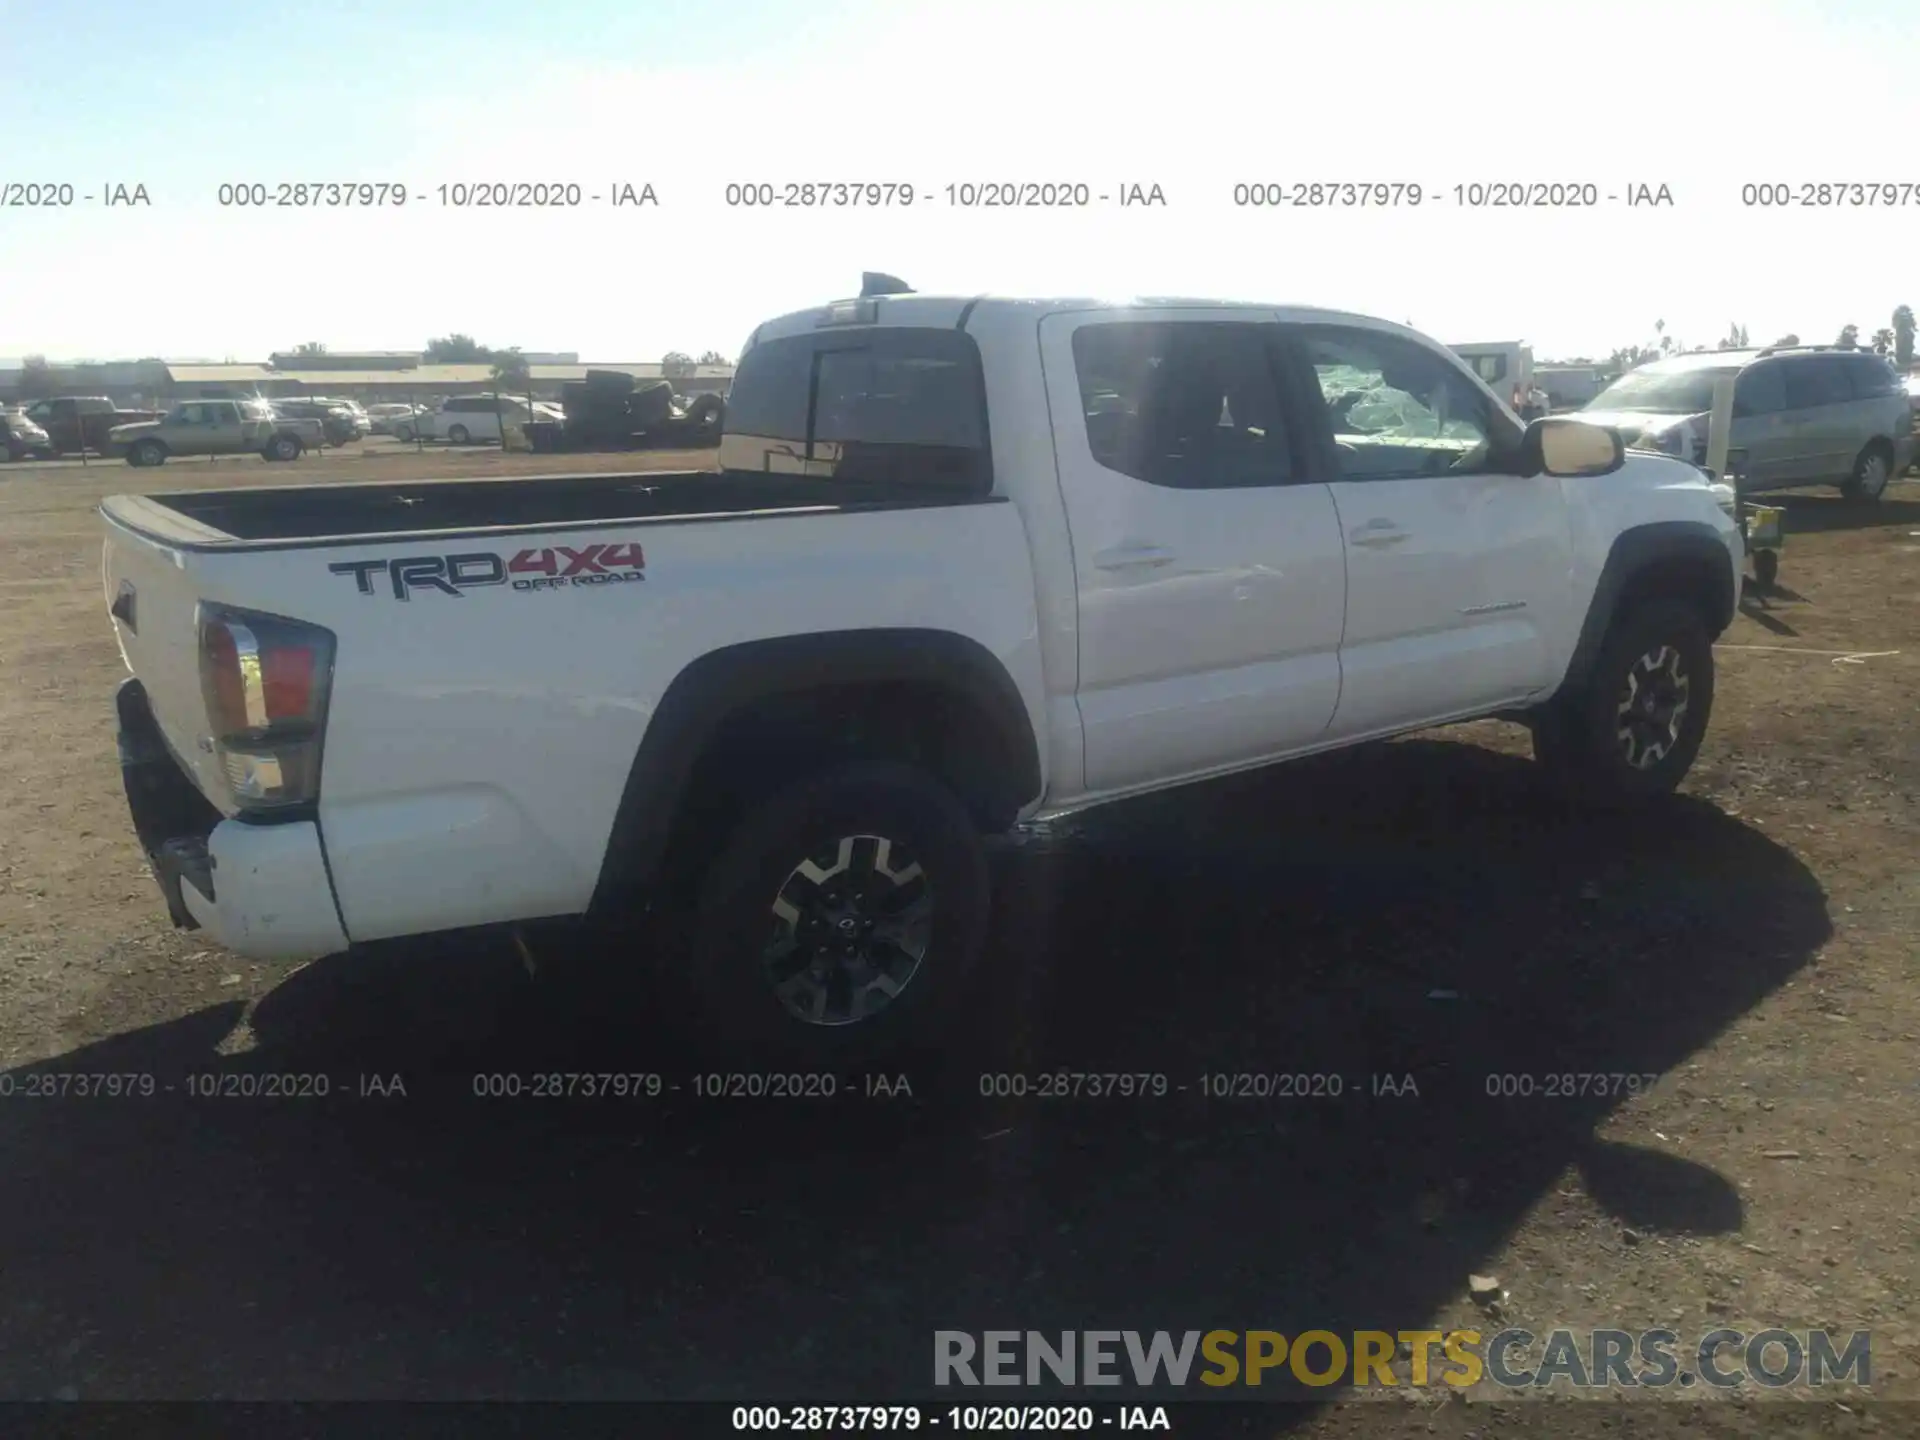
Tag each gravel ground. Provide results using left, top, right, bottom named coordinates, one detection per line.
left=1, top=453, right=1916, bottom=1434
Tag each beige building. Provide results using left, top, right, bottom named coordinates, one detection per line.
left=166, top=354, right=733, bottom=405
left=1, top=353, right=733, bottom=407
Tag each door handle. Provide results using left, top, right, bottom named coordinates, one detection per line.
left=1349, top=520, right=1408, bottom=548
left=1093, top=545, right=1175, bottom=571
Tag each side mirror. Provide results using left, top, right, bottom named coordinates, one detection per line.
left=1525, top=416, right=1624, bottom=478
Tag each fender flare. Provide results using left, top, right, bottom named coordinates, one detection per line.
left=591, top=628, right=1042, bottom=907
left=1561, top=520, right=1736, bottom=693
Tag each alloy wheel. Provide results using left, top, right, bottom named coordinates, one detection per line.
left=763, top=834, right=933, bottom=1026
left=1615, top=645, right=1691, bottom=771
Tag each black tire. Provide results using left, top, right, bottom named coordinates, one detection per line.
left=1840, top=440, right=1894, bottom=502
left=1531, top=600, right=1714, bottom=806
left=266, top=434, right=302, bottom=462
left=446, top=423, right=470, bottom=444
left=680, top=761, right=990, bottom=1063
left=1752, top=548, right=1779, bottom=590
left=132, top=439, right=167, bottom=467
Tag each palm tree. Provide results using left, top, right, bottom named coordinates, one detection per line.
left=1894, top=306, right=1916, bottom=369
left=489, top=348, right=532, bottom=448
left=1871, top=327, right=1895, bottom=355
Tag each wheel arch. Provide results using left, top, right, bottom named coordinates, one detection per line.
left=589, top=628, right=1043, bottom=913
left=1560, top=521, right=1736, bottom=694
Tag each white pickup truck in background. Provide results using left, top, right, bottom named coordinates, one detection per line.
left=100, top=280, right=1744, bottom=1058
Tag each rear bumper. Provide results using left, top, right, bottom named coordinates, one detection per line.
left=116, top=678, right=348, bottom=962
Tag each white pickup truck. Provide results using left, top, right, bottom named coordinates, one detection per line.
left=101, top=282, right=1744, bottom=1058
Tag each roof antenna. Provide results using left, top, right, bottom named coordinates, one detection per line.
left=860, top=272, right=913, bottom=298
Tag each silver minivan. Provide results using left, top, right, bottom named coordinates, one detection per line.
left=1582, top=347, right=1913, bottom=501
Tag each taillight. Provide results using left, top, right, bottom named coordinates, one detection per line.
left=196, top=604, right=336, bottom=813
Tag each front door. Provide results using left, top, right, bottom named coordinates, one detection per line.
left=1282, top=321, right=1577, bottom=739
left=1042, top=310, right=1348, bottom=795
left=1778, top=356, right=1854, bottom=482
left=1731, top=360, right=1792, bottom=489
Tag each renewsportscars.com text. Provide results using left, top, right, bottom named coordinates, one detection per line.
left=933, top=1328, right=1871, bottom=1390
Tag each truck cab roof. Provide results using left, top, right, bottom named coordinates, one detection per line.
left=746, top=293, right=1420, bottom=350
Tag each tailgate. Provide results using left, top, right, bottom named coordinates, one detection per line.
left=101, top=514, right=226, bottom=809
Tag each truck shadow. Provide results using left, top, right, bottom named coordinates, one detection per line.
left=1771, top=491, right=1920, bottom=534
left=0, top=739, right=1829, bottom=1409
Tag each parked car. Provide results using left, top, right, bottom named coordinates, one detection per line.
left=417, top=394, right=542, bottom=444
left=106, top=398, right=327, bottom=466
left=22, top=396, right=165, bottom=456
left=367, top=403, right=424, bottom=436
left=0, top=407, right=54, bottom=461
left=305, top=396, right=373, bottom=437
left=1906, top=372, right=1920, bottom=472
left=269, top=399, right=360, bottom=447
left=1581, top=346, right=1913, bottom=501
left=100, top=283, right=1742, bottom=1060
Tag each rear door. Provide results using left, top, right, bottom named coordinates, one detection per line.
left=1041, top=309, right=1347, bottom=793
left=203, top=400, right=247, bottom=453
left=1282, top=321, right=1576, bottom=738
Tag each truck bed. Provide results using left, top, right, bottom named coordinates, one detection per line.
left=101, top=468, right=995, bottom=549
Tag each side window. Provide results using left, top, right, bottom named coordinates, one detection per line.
left=166, top=404, right=192, bottom=424
left=1294, top=325, right=1508, bottom=480
left=1783, top=359, right=1850, bottom=410
left=1068, top=321, right=1296, bottom=489
left=719, top=327, right=991, bottom=492
left=1842, top=354, right=1899, bottom=399
left=1733, top=363, right=1785, bottom=416
left=212, top=402, right=238, bottom=423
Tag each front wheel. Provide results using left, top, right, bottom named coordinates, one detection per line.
left=1531, top=600, right=1715, bottom=806
left=446, top=424, right=470, bottom=444
left=681, top=761, right=991, bottom=1062
left=131, top=439, right=167, bottom=467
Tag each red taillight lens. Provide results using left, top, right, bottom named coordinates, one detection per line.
left=196, top=605, right=336, bottom=812
left=262, top=644, right=316, bottom=721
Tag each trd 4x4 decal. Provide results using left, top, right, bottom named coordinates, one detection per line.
left=329, top=543, right=646, bottom=601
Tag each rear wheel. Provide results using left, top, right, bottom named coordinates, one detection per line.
left=1531, top=600, right=1714, bottom=806
left=678, top=761, right=990, bottom=1063
left=1840, top=440, right=1894, bottom=501
left=265, top=434, right=302, bottom=462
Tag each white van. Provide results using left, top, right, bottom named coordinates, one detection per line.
left=421, top=394, right=542, bottom=444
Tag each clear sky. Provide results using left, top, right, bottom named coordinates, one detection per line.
left=3, top=0, right=1917, bottom=364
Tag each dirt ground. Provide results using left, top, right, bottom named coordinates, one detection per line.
left=0, top=448, right=1916, bottom=1432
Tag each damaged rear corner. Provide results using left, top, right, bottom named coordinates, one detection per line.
left=116, top=676, right=221, bottom=929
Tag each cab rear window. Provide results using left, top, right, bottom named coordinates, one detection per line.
left=719, top=327, right=991, bottom=493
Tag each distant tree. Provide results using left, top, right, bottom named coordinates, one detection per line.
left=489, top=348, right=533, bottom=445
left=425, top=334, right=492, bottom=363
left=1894, top=306, right=1916, bottom=368
left=696, top=349, right=729, bottom=366
left=1871, top=327, right=1895, bottom=355
left=18, top=355, right=59, bottom=400
left=1607, top=343, right=1661, bottom=372
left=1717, top=322, right=1749, bottom=350
left=293, top=341, right=328, bottom=356
left=1837, top=323, right=1859, bottom=349
left=662, top=350, right=694, bottom=380
left=1772, top=333, right=1800, bottom=347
